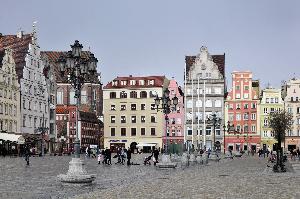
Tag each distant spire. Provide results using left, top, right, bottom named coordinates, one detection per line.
left=32, top=21, right=38, bottom=44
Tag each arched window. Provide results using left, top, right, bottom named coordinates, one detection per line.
left=140, top=91, right=147, bottom=98
left=120, top=91, right=127, bottom=98
left=110, top=92, right=116, bottom=99
left=57, top=89, right=64, bottom=104
left=205, top=99, right=212, bottom=107
left=69, top=89, right=76, bottom=104
left=196, top=100, right=202, bottom=107
left=130, top=91, right=137, bottom=98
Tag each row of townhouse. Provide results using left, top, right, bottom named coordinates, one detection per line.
left=185, top=46, right=300, bottom=153
left=0, top=25, right=104, bottom=155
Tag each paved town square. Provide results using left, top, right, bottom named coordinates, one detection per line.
left=0, top=154, right=299, bottom=199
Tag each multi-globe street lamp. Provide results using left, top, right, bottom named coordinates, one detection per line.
left=223, top=121, right=235, bottom=154
left=206, top=113, right=221, bottom=152
left=57, top=40, right=97, bottom=183
left=154, top=88, right=178, bottom=155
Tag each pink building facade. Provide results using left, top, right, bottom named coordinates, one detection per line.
left=163, top=79, right=184, bottom=145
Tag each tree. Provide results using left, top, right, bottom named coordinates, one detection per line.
left=269, top=110, right=293, bottom=172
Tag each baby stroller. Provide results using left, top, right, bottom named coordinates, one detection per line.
left=144, top=154, right=152, bottom=165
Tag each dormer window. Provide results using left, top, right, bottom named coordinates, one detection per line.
left=121, top=80, right=127, bottom=86
left=139, top=80, right=145, bottom=85
left=112, top=80, right=118, bottom=86
left=148, top=80, right=154, bottom=85
left=130, top=80, right=136, bottom=85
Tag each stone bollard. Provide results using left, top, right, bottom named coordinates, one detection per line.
left=196, top=155, right=203, bottom=165
left=189, top=153, right=196, bottom=166
left=202, top=154, right=208, bottom=165
left=181, top=153, right=189, bottom=169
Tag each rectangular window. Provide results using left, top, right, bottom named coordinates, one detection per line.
left=131, top=116, right=136, bottom=123
left=244, top=103, right=248, bottom=109
left=263, top=108, right=268, bottom=114
left=141, top=116, right=146, bottom=123
left=111, top=128, right=115, bottom=136
left=121, top=128, right=126, bottom=136
left=120, top=104, right=126, bottom=111
left=151, top=115, right=156, bottom=123
left=266, top=98, right=269, bottom=103
left=236, top=114, right=241, bottom=121
left=214, top=87, right=222, bottom=94
left=121, top=116, right=126, bottom=123
left=244, top=86, right=249, bottom=90
left=251, top=103, right=256, bottom=109
left=216, top=129, right=221, bottom=136
left=141, top=128, right=146, bottom=136
left=57, top=91, right=63, bottom=104
left=251, top=113, right=256, bottom=120
left=206, top=127, right=211, bottom=136
left=69, top=91, right=76, bottom=104
left=131, top=104, right=136, bottom=111
left=243, top=93, right=249, bottom=99
left=110, top=105, right=116, bottom=111
left=150, top=128, right=156, bottom=136
left=243, top=113, right=249, bottom=120
left=131, top=128, right=136, bottom=136
left=187, top=129, right=192, bottom=135
left=251, top=125, right=256, bottom=132
left=111, top=116, right=116, bottom=123
left=150, top=104, right=156, bottom=110
left=141, top=104, right=146, bottom=110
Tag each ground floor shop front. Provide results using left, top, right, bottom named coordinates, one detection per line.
left=104, top=137, right=163, bottom=153
left=224, top=136, right=261, bottom=152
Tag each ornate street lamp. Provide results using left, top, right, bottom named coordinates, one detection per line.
left=34, top=114, right=49, bottom=156
left=57, top=40, right=97, bottom=183
left=206, top=113, right=221, bottom=160
left=154, top=88, right=179, bottom=168
left=223, top=121, right=235, bottom=154
left=154, top=88, right=178, bottom=155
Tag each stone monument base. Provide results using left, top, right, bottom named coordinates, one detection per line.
left=58, top=158, right=96, bottom=183
left=157, top=154, right=177, bottom=168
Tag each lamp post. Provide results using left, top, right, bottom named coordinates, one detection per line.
left=207, top=113, right=221, bottom=152
left=35, top=114, right=49, bottom=156
left=57, top=40, right=97, bottom=183
left=154, top=88, right=178, bottom=155
left=154, top=88, right=178, bottom=168
left=223, top=121, right=234, bottom=154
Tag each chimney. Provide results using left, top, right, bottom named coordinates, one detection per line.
left=17, top=31, right=24, bottom=38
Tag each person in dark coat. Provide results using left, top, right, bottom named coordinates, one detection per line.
left=153, top=148, right=159, bottom=165
left=127, top=148, right=132, bottom=166
left=24, top=145, right=30, bottom=166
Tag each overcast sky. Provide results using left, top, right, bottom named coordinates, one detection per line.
left=1, top=0, right=299, bottom=88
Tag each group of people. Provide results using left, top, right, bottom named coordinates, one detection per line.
left=97, top=147, right=133, bottom=166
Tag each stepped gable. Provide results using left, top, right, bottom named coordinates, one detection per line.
left=41, top=51, right=98, bottom=83
left=0, top=34, right=32, bottom=81
left=185, top=54, right=225, bottom=77
left=104, top=75, right=166, bottom=89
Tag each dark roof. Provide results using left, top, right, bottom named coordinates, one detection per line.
left=79, top=111, right=99, bottom=123
left=41, top=51, right=100, bottom=83
left=185, top=54, right=225, bottom=77
left=0, top=34, right=32, bottom=81
left=104, top=75, right=166, bottom=89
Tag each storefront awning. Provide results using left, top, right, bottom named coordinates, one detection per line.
left=136, top=143, right=157, bottom=147
left=0, top=133, right=25, bottom=144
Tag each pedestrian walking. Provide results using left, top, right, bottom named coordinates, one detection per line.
left=24, top=145, right=30, bottom=166
left=121, top=147, right=126, bottom=164
left=127, top=148, right=132, bottom=166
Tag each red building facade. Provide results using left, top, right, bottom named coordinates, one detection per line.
left=225, top=71, right=260, bottom=152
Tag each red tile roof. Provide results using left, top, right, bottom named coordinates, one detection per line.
left=0, top=34, right=32, bottom=81
left=185, top=54, right=225, bottom=77
left=103, top=75, right=166, bottom=89
left=56, top=106, right=69, bottom=114
left=41, top=51, right=100, bottom=83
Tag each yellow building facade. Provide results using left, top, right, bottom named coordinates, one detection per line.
left=103, top=76, right=169, bottom=152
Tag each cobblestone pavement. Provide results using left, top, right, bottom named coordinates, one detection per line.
left=1, top=154, right=300, bottom=199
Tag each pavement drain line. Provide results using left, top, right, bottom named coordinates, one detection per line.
left=218, top=174, right=229, bottom=177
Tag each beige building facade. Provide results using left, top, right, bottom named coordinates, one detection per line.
left=103, top=76, right=169, bottom=152
left=0, top=48, right=20, bottom=134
